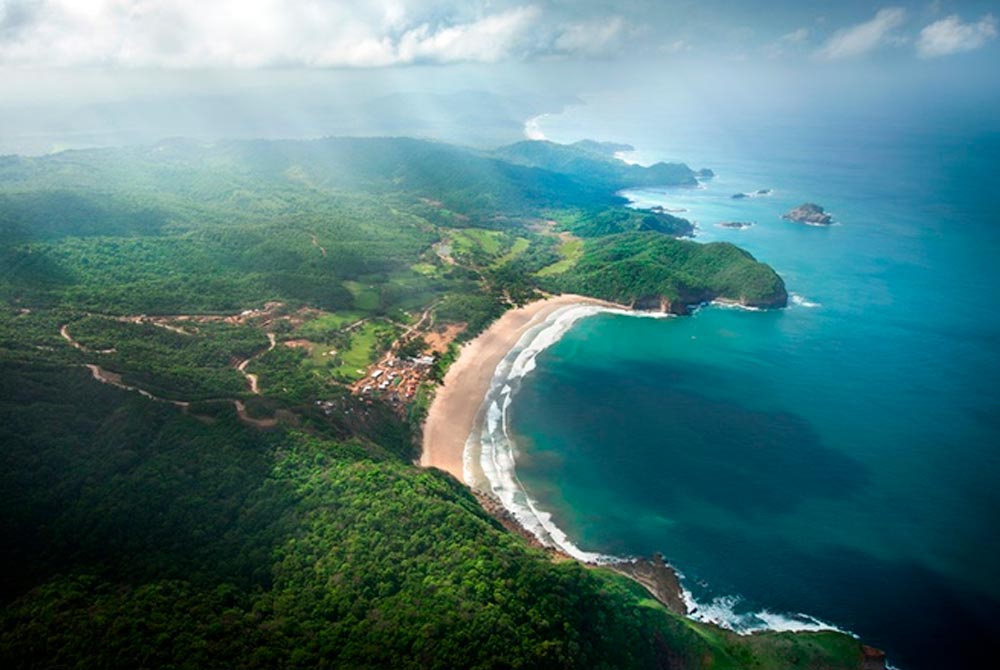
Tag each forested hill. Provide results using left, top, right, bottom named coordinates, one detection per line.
left=0, top=136, right=861, bottom=668
left=492, top=139, right=707, bottom=190
left=0, top=137, right=619, bottom=223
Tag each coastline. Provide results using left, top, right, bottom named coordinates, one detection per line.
left=421, top=294, right=619, bottom=481
left=419, top=292, right=857, bottom=633
left=420, top=293, right=690, bottom=615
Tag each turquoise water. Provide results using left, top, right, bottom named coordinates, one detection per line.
left=508, top=115, right=1000, bottom=668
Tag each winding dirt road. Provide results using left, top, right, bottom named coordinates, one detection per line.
left=237, top=332, right=276, bottom=395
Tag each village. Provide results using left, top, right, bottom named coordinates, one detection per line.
left=353, top=352, right=436, bottom=405
left=345, top=321, right=465, bottom=414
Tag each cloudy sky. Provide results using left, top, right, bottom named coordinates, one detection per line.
left=1, top=1, right=997, bottom=153
left=1, top=0, right=996, bottom=68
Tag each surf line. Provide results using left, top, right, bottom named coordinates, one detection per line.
left=464, top=302, right=848, bottom=636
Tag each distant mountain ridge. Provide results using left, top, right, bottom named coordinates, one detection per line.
left=491, top=139, right=709, bottom=190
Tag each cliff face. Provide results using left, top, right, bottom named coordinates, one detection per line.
left=860, top=645, right=887, bottom=670
left=721, top=283, right=789, bottom=310
left=611, top=553, right=688, bottom=615
left=630, top=281, right=788, bottom=315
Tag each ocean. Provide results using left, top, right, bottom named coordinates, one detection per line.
left=482, top=106, right=1000, bottom=669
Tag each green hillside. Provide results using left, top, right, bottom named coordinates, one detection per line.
left=0, top=137, right=858, bottom=669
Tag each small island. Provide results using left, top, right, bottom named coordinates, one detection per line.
left=717, top=221, right=754, bottom=229
left=731, top=188, right=771, bottom=199
left=783, top=202, right=834, bottom=226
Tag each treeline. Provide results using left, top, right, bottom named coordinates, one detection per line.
left=492, top=140, right=703, bottom=190
left=553, top=207, right=695, bottom=238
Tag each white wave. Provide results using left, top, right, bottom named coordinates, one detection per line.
left=790, top=293, right=822, bottom=308
left=683, top=590, right=849, bottom=635
left=523, top=114, right=548, bottom=140
left=464, top=300, right=858, bottom=642
left=469, top=303, right=669, bottom=564
left=708, top=300, right=763, bottom=312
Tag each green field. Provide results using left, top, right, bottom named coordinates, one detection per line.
left=537, top=236, right=584, bottom=276
left=493, top=236, right=531, bottom=267
left=291, top=311, right=366, bottom=339
left=330, top=321, right=389, bottom=381
left=342, top=280, right=382, bottom=312
left=446, top=228, right=505, bottom=262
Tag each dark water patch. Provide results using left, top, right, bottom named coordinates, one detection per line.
left=672, top=526, right=1000, bottom=670
left=513, top=357, right=866, bottom=520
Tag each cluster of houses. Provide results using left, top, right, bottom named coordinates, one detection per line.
left=355, top=354, right=437, bottom=409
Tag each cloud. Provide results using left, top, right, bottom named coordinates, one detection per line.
left=394, top=6, right=542, bottom=65
left=553, top=16, right=626, bottom=56
left=0, top=0, right=571, bottom=68
left=781, top=27, right=810, bottom=44
left=916, top=14, right=997, bottom=58
left=763, top=26, right=810, bottom=58
left=660, top=39, right=691, bottom=55
left=815, top=7, right=907, bottom=60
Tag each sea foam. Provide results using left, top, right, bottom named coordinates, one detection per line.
left=681, top=589, right=848, bottom=635
left=790, top=293, right=822, bottom=308
left=467, top=303, right=667, bottom=564
left=465, top=301, right=854, bottom=638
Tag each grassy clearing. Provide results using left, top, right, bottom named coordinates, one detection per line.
left=410, top=262, right=439, bottom=276
left=305, top=341, right=338, bottom=367
left=493, top=237, right=530, bottom=267
left=536, top=236, right=583, bottom=276
left=331, top=322, right=383, bottom=381
left=343, top=280, right=381, bottom=312
left=293, top=311, right=364, bottom=340
left=448, top=228, right=505, bottom=258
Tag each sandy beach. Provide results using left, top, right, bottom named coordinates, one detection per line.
left=420, top=293, right=617, bottom=482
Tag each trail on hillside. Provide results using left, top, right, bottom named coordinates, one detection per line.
left=237, top=332, right=276, bottom=394
left=60, top=324, right=117, bottom=354
left=82, top=363, right=278, bottom=428
left=310, top=232, right=328, bottom=257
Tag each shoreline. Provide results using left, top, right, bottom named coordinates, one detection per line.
left=419, top=293, right=855, bottom=633
left=420, top=293, right=690, bottom=615
left=420, top=293, right=620, bottom=481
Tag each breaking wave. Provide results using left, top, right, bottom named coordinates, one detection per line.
left=681, top=589, right=849, bottom=635
left=791, top=293, right=822, bottom=308
left=466, top=303, right=667, bottom=563
left=464, top=301, right=855, bottom=638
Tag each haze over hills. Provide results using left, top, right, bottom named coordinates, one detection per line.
left=0, top=135, right=858, bottom=669
left=2, top=1, right=998, bottom=668
left=0, top=90, right=577, bottom=156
